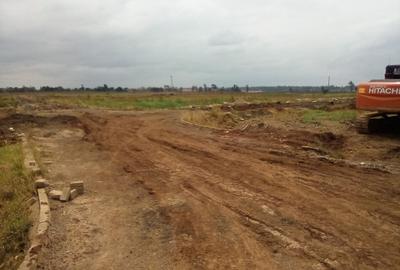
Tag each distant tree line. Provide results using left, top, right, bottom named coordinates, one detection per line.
left=189, top=84, right=354, bottom=93
left=0, top=83, right=357, bottom=93
left=255, top=84, right=355, bottom=93
left=190, top=84, right=242, bottom=92
left=0, top=85, right=129, bottom=92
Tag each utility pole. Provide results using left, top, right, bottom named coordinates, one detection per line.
left=327, top=75, right=331, bottom=87
left=170, top=75, right=174, bottom=89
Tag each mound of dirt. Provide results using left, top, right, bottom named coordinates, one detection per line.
left=0, top=113, right=82, bottom=146
left=314, top=131, right=345, bottom=149
left=0, top=127, right=19, bottom=146
left=386, top=146, right=400, bottom=158
left=0, top=113, right=80, bottom=128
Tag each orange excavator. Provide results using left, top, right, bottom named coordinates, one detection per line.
left=356, top=65, right=400, bottom=133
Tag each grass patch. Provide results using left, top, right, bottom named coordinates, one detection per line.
left=302, top=109, right=356, bottom=124
left=0, top=143, right=33, bottom=269
left=133, top=98, right=189, bottom=109
left=0, top=96, right=18, bottom=108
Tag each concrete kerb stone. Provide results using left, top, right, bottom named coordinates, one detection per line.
left=70, top=181, right=84, bottom=195
left=37, top=188, right=49, bottom=206
left=18, top=135, right=51, bottom=270
left=48, top=190, right=62, bottom=200
left=60, top=187, right=71, bottom=202
left=70, top=189, right=79, bottom=200
left=34, top=179, right=49, bottom=189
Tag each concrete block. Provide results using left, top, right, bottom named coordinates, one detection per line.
left=28, top=160, right=36, bottom=167
left=60, top=187, right=71, bottom=202
left=70, top=189, right=79, bottom=200
left=34, top=179, right=49, bottom=189
left=37, top=221, right=49, bottom=235
left=37, top=188, right=49, bottom=205
left=39, top=204, right=50, bottom=223
left=31, top=167, right=41, bottom=176
left=35, top=229, right=49, bottom=245
left=70, top=181, right=84, bottom=194
left=49, top=190, right=62, bottom=200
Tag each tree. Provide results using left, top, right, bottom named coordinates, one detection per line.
left=321, top=86, right=329, bottom=94
left=348, top=81, right=355, bottom=92
left=211, top=84, right=218, bottom=90
left=232, top=84, right=240, bottom=92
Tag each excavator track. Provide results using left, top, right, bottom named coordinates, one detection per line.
left=355, top=114, right=370, bottom=134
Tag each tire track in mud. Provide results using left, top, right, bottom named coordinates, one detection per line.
left=144, top=131, right=362, bottom=268
left=181, top=182, right=339, bottom=270
left=79, top=111, right=400, bottom=270
left=5, top=111, right=399, bottom=269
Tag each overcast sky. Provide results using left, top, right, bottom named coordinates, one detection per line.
left=1, top=0, right=399, bottom=88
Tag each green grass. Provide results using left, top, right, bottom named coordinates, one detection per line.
left=0, top=96, right=18, bottom=108
left=0, top=144, right=33, bottom=269
left=301, top=109, right=356, bottom=124
left=1, top=91, right=355, bottom=110
left=44, top=93, right=237, bottom=109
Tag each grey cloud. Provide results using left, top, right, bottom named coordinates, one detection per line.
left=208, top=31, right=245, bottom=46
left=1, top=0, right=400, bottom=87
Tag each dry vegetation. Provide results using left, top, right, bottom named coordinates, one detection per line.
left=182, top=104, right=356, bottom=131
left=0, top=143, right=33, bottom=270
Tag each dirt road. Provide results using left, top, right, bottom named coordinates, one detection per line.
left=14, top=109, right=400, bottom=269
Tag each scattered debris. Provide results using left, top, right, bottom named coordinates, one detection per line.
left=301, top=145, right=328, bottom=155
left=48, top=181, right=85, bottom=202
left=311, top=153, right=390, bottom=173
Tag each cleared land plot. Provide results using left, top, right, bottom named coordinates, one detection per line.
left=1, top=93, right=399, bottom=270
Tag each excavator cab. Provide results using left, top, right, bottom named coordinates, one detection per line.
left=385, top=65, right=400, bottom=79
